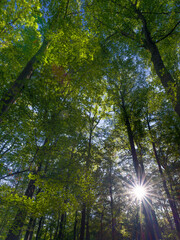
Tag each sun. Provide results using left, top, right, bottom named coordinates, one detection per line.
left=132, top=184, right=147, bottom=201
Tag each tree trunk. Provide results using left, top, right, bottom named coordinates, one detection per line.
left=86, top=208, right=90, bottom=240
left=5, top=138, right=48, bottom=240
left=153, top=143, right=180, bottom=238
left=100, top=212, right=103, bottom=240
left=120, top=95, right=141, bottom=179
left=134, top=6, right=180, bottom=117
left=0, top=39, right=49, bottom=119
left=162, top=199, right=175, bottom=231
left=147, top=119, right=180, bottom=238
left=24, top=217, right=36, bottom=240
left=54, top=214, right=60, bottom=240
left=35, top=217, right=44, bottom=240
left=120, top=95, right=162, bottom=239
left=5, top=179, right=37, bottom=240
left=57, top=213, right=66, bottom=240
left=80, top=204, right=86, bottom=240
left=43, top=224, right=48, bottom=240
left=73, top=211, right=78, bottom=240
left=166, top=168, right=180, bottom=201
left=109, top=166, right=115, bottom=240
left=132, top=210, right=141, bottom=240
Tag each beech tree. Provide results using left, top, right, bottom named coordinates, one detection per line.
left=85, top=0, right=180, bottom=116
left=0, top=0, right=180, bottom=240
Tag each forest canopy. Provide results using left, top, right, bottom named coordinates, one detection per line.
left=0, top=0, right=180, bottom=240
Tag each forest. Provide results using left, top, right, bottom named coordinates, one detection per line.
left=0, top=0, right=179, bottom=239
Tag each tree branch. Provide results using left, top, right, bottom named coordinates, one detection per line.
left=141, top=11, right=173, bottom=15
left=0, top=169, right=30, bottom=180
left=156, top=21, right=180, bottom=43
left=64, top=0, right=70, bottom=19
left=97, top=18, right=136, bottom=41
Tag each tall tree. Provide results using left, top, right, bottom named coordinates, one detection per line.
left=85, top=0, right=180, bottom=116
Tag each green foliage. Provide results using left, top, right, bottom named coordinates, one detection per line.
left=0, top=0, right=179, bottom=239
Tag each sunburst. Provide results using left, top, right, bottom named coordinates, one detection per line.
left=132, top=184, right=147, bottom=201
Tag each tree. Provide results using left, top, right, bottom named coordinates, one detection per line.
left=0, top=1, right=180, bottom=240
left=85, top=0, right=180, bottom=116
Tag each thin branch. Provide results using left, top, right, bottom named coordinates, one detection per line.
left=156, top=20, right=180, bottom=43
left=141, top=11, right=173, bottom=15
left=97, top=18, right=136, bottom=41
left=64, top=0, right=70, bottom=19
left=0, top=140, right=9, bottom=154
left=0, top=144, right=14, bottom=158
left=105, top=31, right=118, bottom=42
left=120, top=30, right=136, bottom=40
left=0, top=169, right=30, bottom=180
left=0, top=6, right=29, bottom=35
left=92, top=119, right=101, bottom=131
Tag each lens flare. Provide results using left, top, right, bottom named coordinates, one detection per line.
left=132, top=185, right=147, bottom=200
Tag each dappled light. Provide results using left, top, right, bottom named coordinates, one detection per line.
left=0, top=0, right=179, bottom=240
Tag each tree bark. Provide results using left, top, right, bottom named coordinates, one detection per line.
left=0, top=39, right=49, bottom=119
left=147, top=119, right=180, bottom=238
left=134, top=6, right=180, bottom=117
left=54, top=214, right=60, bottom=240
left=5, top=178, right=37, bottom=240
left=109, top=165, right=115, bottom=240
left=166, top=168, right=180, bottom=201
left=132, top=210, right=141, bottom=240
left=43, top=224, right=48, bottom=240
left=153, top=144, right=180, bottom=238
left=80, top=204, right=86, bottom=240
left=120, top=94, right=141, bottom=178
left=86, top=208, right=90, bottom=240
left=120, top=95, right=162, bottom=239
left=24, top=217, right=36, bottom=240
left=100, top=212, right=103, bottom=240
left=148, top=121, right=180, bottom=239
left=35, top=217, right=44, bottom=240
left=57, top=213, right=66, bottom=240
left=73, top=211, right=78, bottom=240
left=163, top=199, right=175, bottom=231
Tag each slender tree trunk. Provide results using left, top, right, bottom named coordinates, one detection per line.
left=120, top=95, right=162, bottom=239
left=132, top=210, right=141, bottom=240
left=109, top=166, right=115, bottom=240
left=73, top=211, right=78, bottom=240
left=133, top=6, right=180, bottom=117
left=86, top=208, right=90, bottom=240
left=80, top=204, right=86, bottom=240
left=84, top=116, right=94, bottom=240
left=0, top=39, right=49, bottom=119
left=35, top=217, right=44, bottom=240
left=24, top=217, right=36, bottom=240
left=147, top=119, right=180, bottom=238
left=162, top=199, right=175, bottom=231
left=54, top=214, right=60, bottom=240
left=166, top=168, right=180, bottom=201
left=50, top=225, right=54, bottom=240
left=153, top=143, right=180, bottom=238
left=43, top=224, right=48, bottom=240
left=57, top=213, right=66, bottom=240
left=142, top=200, right=161, bottom=240
left=120, top=95, right=141, bottom=179
left=24, top=187, right=42, bottom=240
left=5, top=178, right=37, bottom=240
left=100, top=212, right=103, bottom=240
left=5, top=138, right=48, bottom=240
left=49, top=225, right=53, bottom=240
